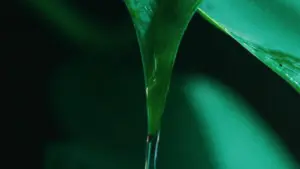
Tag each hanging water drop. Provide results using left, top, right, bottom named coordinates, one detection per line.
left=145, top=132, right=160, bottom=169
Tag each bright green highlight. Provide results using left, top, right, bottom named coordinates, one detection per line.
left=185, top=76, right=299, bottom=169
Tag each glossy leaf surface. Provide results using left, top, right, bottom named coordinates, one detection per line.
left=197, top=0, right=300, bottom=93
left=125, top=0, right=203, bottom=134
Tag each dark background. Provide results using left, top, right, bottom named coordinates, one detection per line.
left=7, top=0, right=299, bottom=169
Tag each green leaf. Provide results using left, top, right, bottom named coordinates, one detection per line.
left=185, top=75, right=299, bottom=168
left=125, top=0, right=203, bottom=134
left=24, top=0, right=134, bottom=51
left=197, top=0, right=300, bottom=93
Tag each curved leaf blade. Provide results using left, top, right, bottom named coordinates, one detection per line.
left=125, top=0, right=203, bottom=134
left=197, top=0, right=300, bottom=93
left=185, top=76, right=299, bottom=168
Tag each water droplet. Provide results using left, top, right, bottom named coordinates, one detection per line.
left=145, top=132, right=160, bottom=169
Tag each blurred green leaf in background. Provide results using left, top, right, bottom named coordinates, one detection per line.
left=24, top=0, right=135, bottom=52
left=185, top=76, right=299, bottom=169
